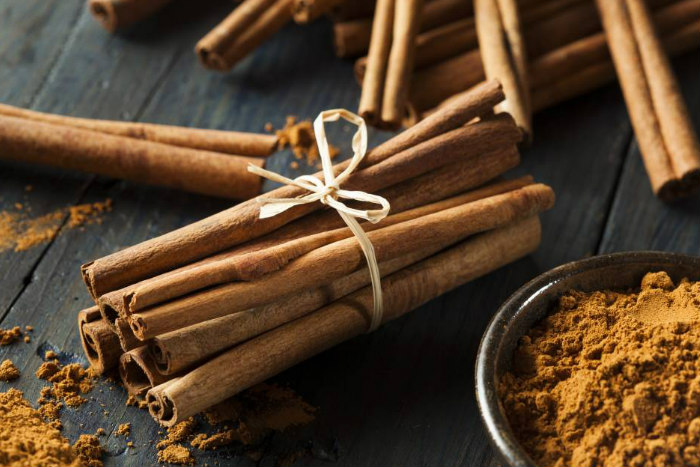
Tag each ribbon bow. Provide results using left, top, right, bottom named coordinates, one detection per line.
left=248, top=109, right=390, bottom=331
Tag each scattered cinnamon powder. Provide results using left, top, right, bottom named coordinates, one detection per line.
left=273, top=116, right=339, bottom=167
left=156, top=417, right=197, bottom=450
left=36, top=361, right=95, bottom=408
left=0, top=359, right=20, bottom=382
left=115, top=423, right=130, bottom=437
left=0, top=199, right=112, bottom=252
left=500, top=272, right=700, bottom=467
left=157, top=444, right=194, bottom=465
left=0, top=326, right=23, bottom=346
left=0, top=388, right=102, bottom=467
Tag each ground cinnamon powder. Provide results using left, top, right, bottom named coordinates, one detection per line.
left=500, top=272, right=700, bottom=467
left=0, top=360, right=20, bottom=382
left=0, top=388, right=102, bottom=467
left=0, top=199, right=111, bottom=252
left=273, top=116, right=339, bottom=168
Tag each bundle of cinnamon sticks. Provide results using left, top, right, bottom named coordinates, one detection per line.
left=0, top=103, right=278, bottom=199
left=75, top=81, right=555, bottom=424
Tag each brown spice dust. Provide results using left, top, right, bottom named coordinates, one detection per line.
left=0, top=360, right=20, bottom=382
left=501, top=272, right=700, bottom=467
left=273, top=116, right=339, bottom=168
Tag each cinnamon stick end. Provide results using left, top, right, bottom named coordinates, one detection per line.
left=88, top=0, right=118, bottom=32
left=657, top=170, right=700, bottom=202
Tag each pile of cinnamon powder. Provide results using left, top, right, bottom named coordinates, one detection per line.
left=500, top=272, right=700, bottom=467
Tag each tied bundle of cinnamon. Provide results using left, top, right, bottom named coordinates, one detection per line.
left=75, top=81, right=555, bottom=425
left=0, top=104, right=279, bottom=199
left=595, top=0, right=700, bottom=200
left=196, top=0, right=295, bottom=71
left=358, top=0, right=423, bottom=129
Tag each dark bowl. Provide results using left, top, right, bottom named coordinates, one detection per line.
left=475, top=251, right=700, bottom=467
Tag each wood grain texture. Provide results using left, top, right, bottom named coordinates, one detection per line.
left=0, top=1, right=698, bottom=465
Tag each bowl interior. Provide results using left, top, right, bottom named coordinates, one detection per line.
left=476, top=251, right=700, bottom=467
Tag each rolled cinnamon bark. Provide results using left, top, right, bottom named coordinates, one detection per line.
left=475, top=0, right=531, bottom=138
left=88, top=0, right=172, bottom=32
left=98, top=142, right=521, bottom=324
left=358, top=0, right=395, bottom=124
left=81, top=81, right=506, bottom=299
left=531, top=23, right=700, bottom=111
left=417, top=0, right=697, bottom=117
left=292, top=0, right=344, bottom=23
left=0, top=115, right=264, bottom=199
left=333, top=0, right=472, bottom=59
left=380, top=0, right=423, bottom=129
left=147, top=215, right=543, bottom=425
left=595, top=0, right=700, bottom=199
left=115, top=318, right=141, bottom=352
left=196, top=0, right=294, bottom=71
left=78, top=307, right=122, bottom=374
left=99, top=150, right=521, bottom=323
left=625, top=0, right=700, bottom=192
left=119, top=346, right=170, bottom=396
left=129, top=183, right=554, bottom=339
left=148, top=176, right=535, bottom=375
left=0, top=103, right=278, bottom=157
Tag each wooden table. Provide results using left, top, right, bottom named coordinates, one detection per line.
left=0, top=1, right=698, bottom=465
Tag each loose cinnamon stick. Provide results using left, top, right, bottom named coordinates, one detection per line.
left=0, top=103, right=278, bottom=157
left=358, top=0, right=395, bottom=124
left=292, top=0, right=344, bottom=23
left=0, top=115, right=264, bottom=199
left=147, top=216, right=543, bottom=425
left=196, top=0, right=294, bottom=71
left=531, top=24, right=700, bottom=111
left=98, top=142, right=520, bottom=324
left=100, top=150, right=521, bottom=323
left=88, top=0, right=172, bottom=32
left=626, top=0, right=700, bottom=192
left=415, top=0, right=697, bottom=117
left=119, top=346, right=169, bottom=396
left=380, top=0, right=423, bottom=129
left=334, top=0, right=472, bottom=59
left=78, top=307, right=122, bottom=374
left=148, top=176, right=535, bottom=375
left=129, top=183, right=554, bottom=339
left=595, top=0, right=700, bottom=199
left=81, top=81, right=506, bottom=299
left=478, top=0, right=531, bottom=138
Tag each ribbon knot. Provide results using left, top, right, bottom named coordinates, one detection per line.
left=247, top=109, right=390, bottom=331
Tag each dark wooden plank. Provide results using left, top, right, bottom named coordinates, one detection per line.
left=599, top=50, right=700, bottom=255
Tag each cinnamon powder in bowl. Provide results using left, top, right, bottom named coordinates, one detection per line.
left=476, top=252, right=700, bottom=467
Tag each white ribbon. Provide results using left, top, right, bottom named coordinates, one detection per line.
left=248, top=109, right=390, bottom=331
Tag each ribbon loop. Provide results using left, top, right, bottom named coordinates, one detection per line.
left=247, top=109, right=390, bottom=331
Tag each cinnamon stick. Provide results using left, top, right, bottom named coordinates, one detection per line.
left=98, top=149, right=521, bottom=323
left=358, top=0, right=395, bottom=124
left=530, top=11, right=699, bottom=111
left=292, top=0, right=344, bottom=23
left=148, top=177, right=535, bottom=375
left=98, top=142, right=520, bottom=325
left=119, top=346, right=169, bottom=396
left=380, top=0, right=423, bottom=129
left=129, top=183, right=554, bottom=339
left=88, top=0, right=172, bottom=32
left=77, top=307, right=122, bottom=374
left=415, top=0, right=697, bottom=117
left=475, top=0, right=531, bottom=138
left=334, top=0, right=472, bottom=59
left=147, top=216, right=543, bottom=425
left=595, top=0, right=700, bottom=199
left=115, top=318, right=141, bottom=352
left=196, top=0, right=294, bottom=71
left=0, top=114, right=264, bottom=199
left=0, top=103, right=278, bottom=157
left=80, top=81, right=506, bottom=299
